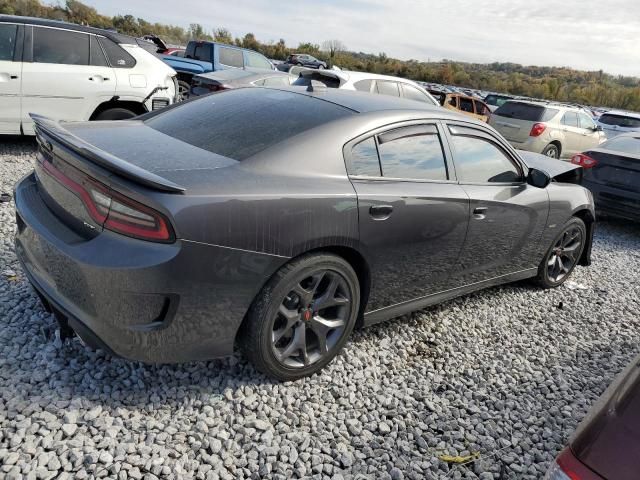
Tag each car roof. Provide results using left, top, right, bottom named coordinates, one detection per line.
left=600, top=110, right=640, bottom=119
left=0, top=14, right=135, bottom=44
left=267, top=86, right=477, bottom=120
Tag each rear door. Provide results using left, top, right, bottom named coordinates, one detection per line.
left=560, top=111, right=583, bottom=157
left=21, top=26, right=116, bottom=133
left=0, top=23, right=22, bottom=134
left=345, top=122, right=469, bottom=312
left=444, top=123, right=549, bottom=283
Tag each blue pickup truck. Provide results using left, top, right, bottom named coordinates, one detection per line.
left=162, top=41, right=275, bottom=99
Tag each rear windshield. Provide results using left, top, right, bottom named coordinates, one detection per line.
left=485, top=95, right=512, bottom=107
left=292, top=72, right=341, bottom=89
left=145, top=88, right=353, bottom=160
left=599, top=114, right=640, bottom=128
left=494, top=102, right=558, bottom=122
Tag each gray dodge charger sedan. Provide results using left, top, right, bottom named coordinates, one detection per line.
left=14, top=87, right=594, bottom=380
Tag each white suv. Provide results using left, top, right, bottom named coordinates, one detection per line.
left=0, top=16, right=178, bottom=135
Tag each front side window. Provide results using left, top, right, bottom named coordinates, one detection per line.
left=98, top=37, right=136, bottom=68
left=578, top=113, right=596, bottom=130
left=451, top=134, right=521, bottom=183
left=562, top=112, right=579, bottom=128
left=246, top=51, right=272, bottom=70
left=0, top=24, right=17, bottom=61
left=219, top=46, right=244, bottom=68
left=377, top=125, right=448, bottom=180
left=33, top=27, right=89, bottom=65
left=376, top=80, right=400, bottom=97
left=349, top=137, right=381, bottom=176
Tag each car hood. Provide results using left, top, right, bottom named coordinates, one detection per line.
left=517, top=150, right=583, bottom=182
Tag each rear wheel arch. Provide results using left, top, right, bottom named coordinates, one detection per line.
left=235, top=245, right=371, bottom=347
left=90, top=100, right=146, bottom=120
left=573, top=209, right=595, bottom=266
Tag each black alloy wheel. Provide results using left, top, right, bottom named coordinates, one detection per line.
left=536, top=217, right=586, bottom=288
left=240, top=254, right=360, bottom=380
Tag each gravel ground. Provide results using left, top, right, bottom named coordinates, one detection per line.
left=1, top=138, right=639, bottom=480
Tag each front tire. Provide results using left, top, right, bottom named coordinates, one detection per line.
left=535, top=217, right=586, bottom=288
left=93, top=108, right=137, bottom=121
left=240, top=253, right=360, bottom=381
left=542, top=143, right=560, bottom=159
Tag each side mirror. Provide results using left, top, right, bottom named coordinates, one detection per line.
left=527, top=168, right=551, bottom=188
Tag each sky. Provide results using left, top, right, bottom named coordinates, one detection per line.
left=85, top=0, right=640, bottom=76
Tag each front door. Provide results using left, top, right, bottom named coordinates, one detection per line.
left=0, top=23, right=22, bottom=134
left=345, top=123, right=470, bottom=313
left=21, top=26, right=115, bottom=133
left=443, top=123, right=549, bottom=284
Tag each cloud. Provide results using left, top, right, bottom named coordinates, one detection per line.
left=86, top=0, right=640, bottom=76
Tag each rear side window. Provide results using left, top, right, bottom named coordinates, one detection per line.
left=599, top=114, right=640, bottom=128
left=98, top=38, right=136, bottom=68
left=146, top=89, right=353, bottom=161
left=219, top=46, right=243, bottom=68
left=33, top=27, right=88, bottom=65
left=562, top=112, right=579, bottom=127
left=377, top=125, right=448, bottom=180
left=246, top=51, right=272, bottom=70
left=0, top=24, right=17, bottom=61
left=89, top=36, right=107, bottom=67
left=260, top=76, right=290, bottom=86
left=495, top=102, right=557, bottom=122
left=354, top=79, right=372, bottom=92
left=450, top=134, right=521, bottom=183
left=193, top=43, right=212, bottom=62
left=376, top=81, right=400, bottom=97
left=349, top=138, right=381, bottom=176
left=402, top=84, right=430, bottom=103
left=459, top=97, right=474, bottom=113
left=603, top=136, right=640, bottom=155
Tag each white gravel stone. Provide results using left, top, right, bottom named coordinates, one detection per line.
left=1, top=138, right=640, bottom=479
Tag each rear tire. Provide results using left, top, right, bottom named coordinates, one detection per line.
left=94, top=108, right=137, bottom=121
left=542, top=143, right=560, bottom=159
left=535, top=217, right=586, bottom=288
left=240, top=253, right=360, bottom=381
left=177, top=80, right=190, bottom=101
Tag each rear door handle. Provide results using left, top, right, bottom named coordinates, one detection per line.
left=369, top=205, right=393, bottom=220
left=473, top=207, right=488, bottom=219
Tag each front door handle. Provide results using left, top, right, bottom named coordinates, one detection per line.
left=369, top=205, right=393, bottom=220
left=473, top=207, right=488, bottom=219
left=10, top=75, right=18, bottom=79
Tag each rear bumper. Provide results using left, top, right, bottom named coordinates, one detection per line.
left=583, top=179, right=640, bottom=221
left=14, top=173, right=286, bottom=363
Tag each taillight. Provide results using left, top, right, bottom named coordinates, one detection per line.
left=571, top=153, right=598, bottom=169
left=544, top=449, right=603, bottom=480
left=530, top=123, right=547, bottom=137
left=40, top=159, right=174, bottom=243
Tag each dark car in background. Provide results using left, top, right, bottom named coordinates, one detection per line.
left=190, top=69, right=294, bottom=96
left=545, top=352, right=640, bottom=480
left=15, top=88, right=593, bottom=381
left=278, top=53, right=327, bottom=71
left=572, top=133, right=640, bottom=221
left=484, top=93, right=514, bottom=112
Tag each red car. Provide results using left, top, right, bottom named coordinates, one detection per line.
left=545, top=353, right=640, bottom=479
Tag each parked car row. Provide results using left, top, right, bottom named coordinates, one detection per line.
left=0, top=15, right=178, bottom=134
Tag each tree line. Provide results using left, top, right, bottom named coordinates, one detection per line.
left=3, top=0, right=640, bottom=111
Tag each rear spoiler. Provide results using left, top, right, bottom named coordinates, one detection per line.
left=30, top=114, right=186, bottom=193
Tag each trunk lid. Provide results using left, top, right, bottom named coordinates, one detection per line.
left=584, top=147, right=640, bottom=193
left=489, top=102, right=554, bottom=143
left=518, top=150, right=583, bottom=183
